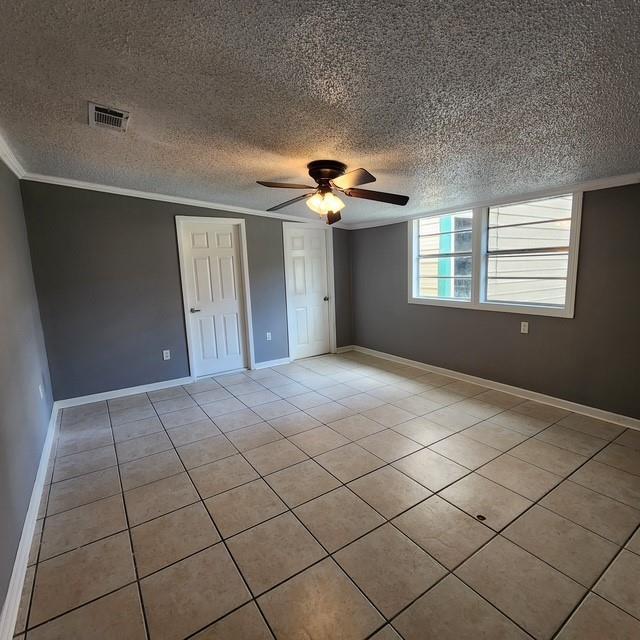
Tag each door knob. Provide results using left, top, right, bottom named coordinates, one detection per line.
left=323, top=296, right=329, bottom=301
left=190, top=308, right=201, bottom=313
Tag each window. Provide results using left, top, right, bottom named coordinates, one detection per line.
left=409, top=194, right=581, bottom=317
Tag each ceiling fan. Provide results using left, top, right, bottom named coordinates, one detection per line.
left=257, top=160, right=410, bottom=225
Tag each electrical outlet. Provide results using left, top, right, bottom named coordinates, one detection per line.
left=162, top=349, right=171, bottom=360
left=266, top=332, right=272, bottom=341
left=520, top=321, right=529, bottom=334
left=38, top=383, right=44, bottom=399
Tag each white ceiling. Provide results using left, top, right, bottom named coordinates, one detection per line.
left=1, top=1, right=639, bottom=226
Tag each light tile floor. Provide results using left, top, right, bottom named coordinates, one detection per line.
left=14, top=352, right=640, bottom=639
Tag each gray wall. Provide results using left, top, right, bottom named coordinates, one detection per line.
left=0, top=162, right=52, bottom=606
left=21, top=182, right=290, bottom=400
left=350, top=183, right=640, bottom=419
left=332, top=228, right=353, bottom=347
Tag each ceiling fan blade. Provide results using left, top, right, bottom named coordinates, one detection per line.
left=257, top=181, right=315, bottom=189
left=332, top=168, right=376, bottom=189
left=344, top=187, right=409, bottom=206
left=266, top=193, right=313, bottom=211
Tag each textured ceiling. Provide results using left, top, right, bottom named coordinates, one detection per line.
left=1, top=0, right=639, bottom=225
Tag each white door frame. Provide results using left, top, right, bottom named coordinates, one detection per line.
left=282, top=222, right=337, bottom=360
left=176, top=216, right=256, bottom=376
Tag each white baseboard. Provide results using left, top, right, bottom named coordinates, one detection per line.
left=0, top=404, right=58, bottom=640
left=335, top=345, right=356, bottom=354
left=253, top=357, right=292, bottom=369
left=54, top=376, right=195, bottom=409
left=343, top=345, right=640, bottom=430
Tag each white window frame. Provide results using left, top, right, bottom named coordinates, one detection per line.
left=408, top=192, right=582, bottom=318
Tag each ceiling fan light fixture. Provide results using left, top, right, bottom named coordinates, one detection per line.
left=306, top=191, right=345, bottom=216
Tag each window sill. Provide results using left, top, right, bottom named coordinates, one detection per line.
left=407, top=296, right=574, bottom=318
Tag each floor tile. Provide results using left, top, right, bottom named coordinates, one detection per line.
left=456, top=536, right=585, bottom=639
left=392, top=416, right=455, bottom=445
left=148, top=385, right=188, bottom=402
left=616, top=429, right=640, bottom=451
left=509, top=438, right=587, bottom=476
left=205, top=478, right=287, bottom=537
left=294, top=487, right=385, bottom=552
left=177, top=434, right=237, bottom=469
left=570, top=460, right=640, bottom=509
left=594, top=549, right=640, bottom=619
left=47, top=467, right=120, bottom=515
left=335, top=524, right=446, bottom=617
left=430, top=433, right=502, bottom=469
left=512, top=400, right=570, bottom=422
left=191, top=387, right=233, bottom=405
left=427, top=405, right=481, bottom=431
left=392, top=448, right=469, bottom=491
left=442, top=380, right=487, bottom=397
left=557, top=413, right=625, bottom=441
left=40, top=494, right=127, bottom=560
left=540, top=480, right=640, bottom=544
left=504, top=505, right=619, bottom=586
left=227, top=512, right=326, bottom=594
left=29, top=532, right=136, bottom=626
left=627, top=529, right=640, bottom=554
left=356, top=428, right=422, bottom=462
left=288, top=425, right=350, bottom=456
left=200, top=397, right=246, bottom=419
left=453, top=397, right=503, bottom=419
left=475, top=389, right=525, bottom=409
left=392, top=394, right=442, bottom=416
left=120, top=449, right=183, bottom=490
left=490, top=410, right=551, bottom=435
left=131, top=502, right=219, bottom=577
left=56, top=428, right=114, bottom=456
left=420, top=387, right=466, bottom=407
left=116, top=430, right=173, bottom=463
left=189, top=454, right=259, bottom=498
left=252, top=399, right=298, bottom=420
left=328, top=414, right=387, bottom=440
left=305, top=401, right=356, bottom=423
left=52, top=445, right=117, bottom=482
left=462, top=420, right=529, bottom=451
left=193, top=602, right=273, bottom=639
left=268, top=411, right=322, bottom=437
left=370, top=625, right=402, bottom=639
left=110, top=404, right=156, bottom=427
left=394, top=495, right=493, bottom=569
left=556, top=592, right=640, bottom=640
left=477, top=454, right=562, bottom=500
left=112, top=416, right=163, bottom=442
left=183, top=378, right=221, bottom=394
left=107, top=394, right=150, bottom=413
left=287, top=391, right=329, bottom=410
left=314, top=442, right=385, bottom=482
left=536, top=424, right=608, bottom=457
left=338, top=392, right=386, bottom=412
left=166, top=418, right=221, bottom=446
left=224, top=422, right=282, bottom=451
left=141, top=544, right=250, bottom=640
left=237, top=389, right=280, bottom=407
left=363, top=404, right=415, bottom=427
left=226, top=380, right=265, bottom=396
left=28, top=519, right=43, bottom=566
left=214, top=408, right=264, bottom=432
left=215, top=372, right=251, bottom=386
left=265, top=459, right=341, bottom=507
left=394, top=574, right=529, bottom=640
left=153, top=395, right=197, bottom=415
left=258, top=558, right=383, bottom=639
left=244, top=439, right=308, bottom=475
left=440, top=473, right=532, bottom=531
left=125, top=472, right=200, bottom=525
left=26, top=585, right=146, bottom=640
left=595, top=442, right=640, bottom=476
left=13, top=565, right=34, bottom=635
left=348, top=466, right=430, bottom=518
left=269, top=381, right=309, bottom=397
left=160, top=405, right=209, bottom=428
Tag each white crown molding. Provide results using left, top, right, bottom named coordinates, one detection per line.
left=341, top=171, right=640, bottom=230
left=21, top=172, right=329, bottom=226
left=0, top=132, right=26, bottom=179
left=342, top=345, right=640, bottom=430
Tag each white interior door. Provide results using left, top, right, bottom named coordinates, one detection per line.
left=284, top=225, right=331, bottom=359
left=180, top=220, right=247, bottom=376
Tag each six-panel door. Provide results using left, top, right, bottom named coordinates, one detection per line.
left=182, top=221, right=246, bottom=376
left=284, top=225, right=331, bottom=359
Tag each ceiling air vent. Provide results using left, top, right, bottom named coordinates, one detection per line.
left=88, top=102, right=130, bottom=132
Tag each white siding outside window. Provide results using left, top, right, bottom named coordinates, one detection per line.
left=408, top=193, right=582, bottom=317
